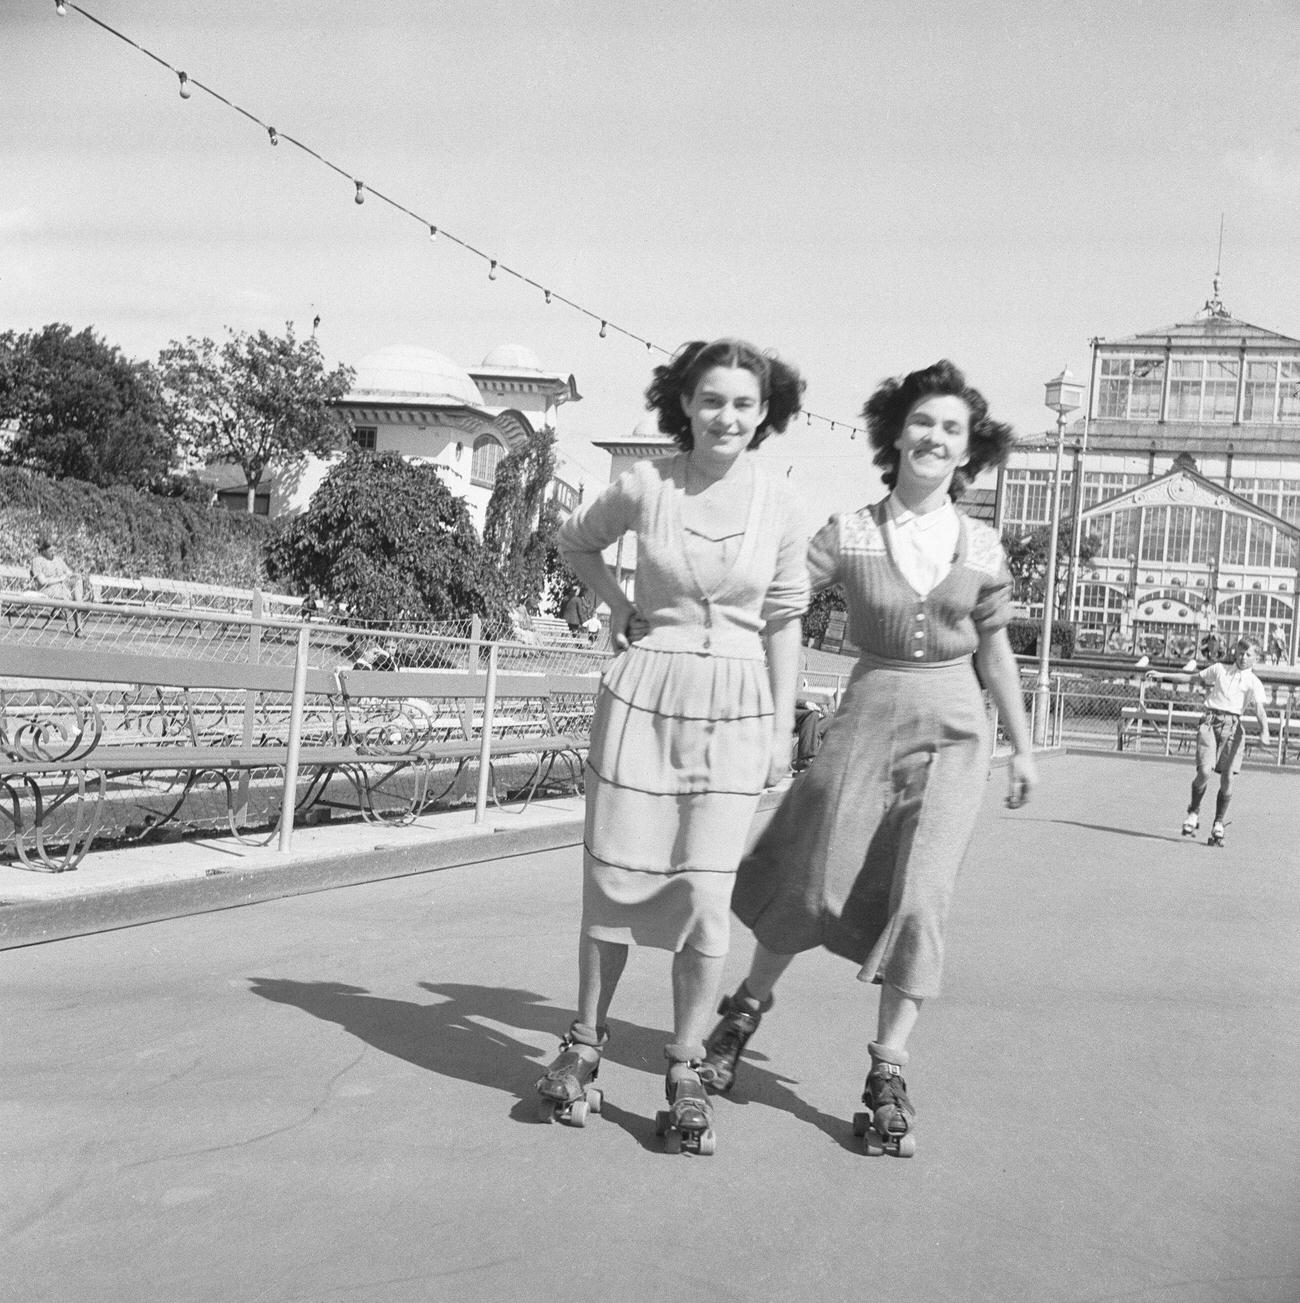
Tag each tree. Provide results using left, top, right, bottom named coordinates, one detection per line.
left=264, top=450, right=487, bottom=623
left=1003, top=520, right=1101, bottom=612
left=480, top=427, right=559, bottom=615
left=158, top=324, right=354, bottom=514
left=802, top=586, right=847, bottom=645
left=0, top=323, right=175, bottom=489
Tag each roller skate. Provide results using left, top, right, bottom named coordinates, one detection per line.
left=699, top=986, right=772, bottom=1095
left=535, top=1022, right=607, bottom=1126
left=852, top=1043, right=916, bottom=1158
left=1181, top=812, right=1199, bottom=838
left=655, top=1049, right=716, bottom=1155
left=1208, top=821, right=1226, bottom=848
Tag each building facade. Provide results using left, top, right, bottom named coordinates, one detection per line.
left=996, top=289, right=1300, bottom=663
left=214, top=343, right=588, bottom=530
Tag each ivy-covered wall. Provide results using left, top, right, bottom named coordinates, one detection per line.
left=0, top=468, right=272, bottom=588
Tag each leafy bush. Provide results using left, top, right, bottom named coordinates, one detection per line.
left=1007, top=616, right=1075, bottom=659
left=0, top=467, right=271, bottom=587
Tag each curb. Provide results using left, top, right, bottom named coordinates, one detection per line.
left=0, top=815, right=588, bottom=952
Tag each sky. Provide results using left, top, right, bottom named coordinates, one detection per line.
left=5, top=0, right=1300, bottom=532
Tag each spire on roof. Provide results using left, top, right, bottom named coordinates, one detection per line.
left=1198, top=216, right=1231, bottom=319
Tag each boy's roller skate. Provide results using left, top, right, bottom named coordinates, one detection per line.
left=1208, top=820, right=1226, bottom=848
left=699, top=985, right=773, bottom=1095
left=1181, top=811, right=1199, bottom=838
left=535, top=1022, right=607, bottom=1126
left=852, top=1043, right=916, bottom=1158
left=655, top=1049, right=716, bottom=1155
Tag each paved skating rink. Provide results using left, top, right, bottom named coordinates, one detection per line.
left=3, top=754, right=1298, bottom=1303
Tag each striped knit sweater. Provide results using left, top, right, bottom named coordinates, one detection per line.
left=813, top=499, right=1012, bottom=662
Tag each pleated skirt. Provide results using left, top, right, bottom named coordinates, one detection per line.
left=731, top=654, right=990, bottom=999
left=582, top=644, right=772, bottom=955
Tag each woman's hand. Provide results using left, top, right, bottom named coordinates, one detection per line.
left=1004, top=749, right=1039, bottom=809
left=765, top=723, right=793, bottom=789
left=608, top=594, right=641, bottom=651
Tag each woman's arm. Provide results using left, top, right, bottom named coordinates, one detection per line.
left=974, top=625, right=1038, bottom=806
left=762, top=613, right=803, bottom=787
left=561, top=551, right=636, bottom=651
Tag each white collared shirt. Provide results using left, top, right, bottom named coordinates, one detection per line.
left=885, top=496, right=960, bottom=597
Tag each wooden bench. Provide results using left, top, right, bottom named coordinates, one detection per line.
left=0, top=644, right=600, bottom=872
left=1116, top=679, right=1297, bottom=762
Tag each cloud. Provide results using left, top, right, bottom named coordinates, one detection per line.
left=1222, top=149, right=1300, bottom=198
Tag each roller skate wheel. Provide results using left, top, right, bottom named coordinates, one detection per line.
left=852, top=1110, right=870, bottom=1137
left=695, top=1129, right=717, bottom=1156
left=585, top=1086, right=603, bottom=1115
left=895, top=1133, right=917, bottom=1158
left=663, top=1127, right=683, bottom=1155
left=654, top=1109, right=669, bottom=1138
left=863, top=1131, right=886, bottom=1157
left=564, top=1098, right=589, bottom=1128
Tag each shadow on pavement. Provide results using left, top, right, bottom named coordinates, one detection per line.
left=245, top=976, right=856, bottom=1150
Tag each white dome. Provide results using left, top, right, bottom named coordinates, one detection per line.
left=481, top=343, right=543, bottom=371
left=632, top=412, right=669, bottom=439
left=351, top=345, right=483, bottom=406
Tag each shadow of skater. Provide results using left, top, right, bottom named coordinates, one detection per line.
left=245, top=977, right=854, bottom=1149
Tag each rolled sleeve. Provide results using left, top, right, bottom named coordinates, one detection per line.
left=762, top=501, right=810, bottom=624
left=806, top=518, right=843, bottom=594
left=971, top=563, right=1013, bottom=635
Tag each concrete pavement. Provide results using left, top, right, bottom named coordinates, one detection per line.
left=2, top=752, right=1297, bottom=1302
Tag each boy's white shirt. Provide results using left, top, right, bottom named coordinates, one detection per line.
left=1197, top=661, right=1264, bottom=715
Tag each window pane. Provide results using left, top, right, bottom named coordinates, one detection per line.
left=1167, top=506, right=1193, bottom=560
left=1280, top=362, right=1300, bottom=422
left=1139, top=507, right=1167, bottom=562
left=1248, top=521, right=1274, bottom=567
left=1222, top=514, right=1248, bottom=565
left=1191, top=508, right=1218, bottom=565
left=1129, top=358, right=1165, bottom=419
left=1243, top=361, right=1277, bottom=422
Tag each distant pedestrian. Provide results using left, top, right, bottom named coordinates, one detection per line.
left=29, top=534, right=82, bottom=637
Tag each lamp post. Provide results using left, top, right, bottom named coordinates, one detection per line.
left=1034, top=368, right=1084, bottom=745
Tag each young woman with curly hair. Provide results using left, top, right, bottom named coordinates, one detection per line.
left=702, top=358, right=1037, bottom=1156
left=535, top=338, right=809, bottom=1153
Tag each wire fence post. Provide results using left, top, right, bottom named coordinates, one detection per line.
left=277, top=621, right=311, bottom=853
left=235, top=589, right=265, bottom=828
left=474, top=641, right=498, bottom=824
left=469, top=614, right=482, bottom=674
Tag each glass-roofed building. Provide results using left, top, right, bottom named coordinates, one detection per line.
left=995, top=283, right=1300, bottom=663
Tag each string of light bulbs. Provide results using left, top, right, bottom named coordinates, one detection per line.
left=50, top=0, right=867, bottom=440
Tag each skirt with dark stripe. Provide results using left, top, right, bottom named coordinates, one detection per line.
left=582, top=643, right=772, bottom=955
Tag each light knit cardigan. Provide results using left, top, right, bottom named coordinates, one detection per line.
left=557, top=455, right=809, bottom=660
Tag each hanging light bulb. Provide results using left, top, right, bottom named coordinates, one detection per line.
left=354, top=180, right=365, bottom=204
left=488, top=260, right=498, bottom=280
left=55, top=1, right=67, bottom=14
left=428, top=224, right=438, bottom=240
left=646, top=341, right=652, bottom=350
left=599, top=321, right=608, bottom=338
left=543, top=289, right=552, bottom=304
left=177, top=71, right=191, bottom=98
left=267, top=126, right=278, bottom=146
left=806, top=413, right=812, bottom=426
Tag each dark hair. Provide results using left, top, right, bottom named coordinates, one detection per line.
left=644, top=338, right=805, bottom=452
left=1237, top=634, right=1263, bottom=654
left=863, top=358, right=1015, bottom=501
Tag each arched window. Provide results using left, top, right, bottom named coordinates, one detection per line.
left=471, top=435, right=504, bottom=487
